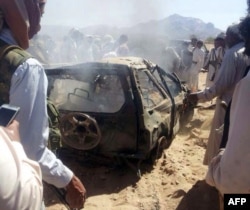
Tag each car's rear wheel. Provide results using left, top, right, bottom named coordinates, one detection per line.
left=59, top=112, right=101, bottom=150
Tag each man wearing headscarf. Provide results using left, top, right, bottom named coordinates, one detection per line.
left=188, top=23, right=249, bottom=165
left=189, top=40, right=205, bottom=92
left=0, top=1, right=86, bottom=209
left=204, top=33, right=226, bottom=88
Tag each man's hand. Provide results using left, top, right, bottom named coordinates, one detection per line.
left=187, top=93, right=199, bottom=105
left=65, top=175, right=86, bottom=209
left=4, top=120, right=20, bottom=142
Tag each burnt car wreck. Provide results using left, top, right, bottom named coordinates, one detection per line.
left=45, top=57, right=194, bottom=166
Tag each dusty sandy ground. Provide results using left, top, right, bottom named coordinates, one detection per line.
left=44, top=72, right=220, bottom=210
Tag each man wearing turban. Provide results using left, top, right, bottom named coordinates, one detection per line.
left=0, top=1, right=86, bottom=209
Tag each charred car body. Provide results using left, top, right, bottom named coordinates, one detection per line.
left=45, top=57, right=194, bottom=163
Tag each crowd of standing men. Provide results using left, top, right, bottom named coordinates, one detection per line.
left=28, top=30, right=130, bottom=65
left=161, top=13, right=250, bottom=206
left=188, top=17, right=250, bottom=207
left=161, top=35, right=223, bottom=93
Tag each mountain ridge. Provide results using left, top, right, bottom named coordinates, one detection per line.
left=40, top=14, right=222, bottom=40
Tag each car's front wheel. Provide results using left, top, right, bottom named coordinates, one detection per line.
left=147, top=136, right=168, bottom=164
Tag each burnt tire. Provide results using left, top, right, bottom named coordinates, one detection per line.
left=147, top=136, right=167, bottom=164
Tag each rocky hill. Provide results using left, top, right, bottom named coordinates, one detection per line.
left=40, top=14, right=222, bottom=41
left=123, top=14, right=221, bottom=40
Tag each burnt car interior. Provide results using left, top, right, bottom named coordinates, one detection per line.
left=49, top=72, right=125, bottom=113
left=45, top=58, right=194, bottom=171
left=47, top=63, right=138, bottom=159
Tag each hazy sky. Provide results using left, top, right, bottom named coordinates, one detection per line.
left=41, top=0, right=247, bottom=31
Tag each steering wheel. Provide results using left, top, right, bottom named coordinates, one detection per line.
left=59, top=112, right=101, bottom=150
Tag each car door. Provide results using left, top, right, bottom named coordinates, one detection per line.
left=133, top=68, right=174, bottom=153
left=150, top=66, right=184, bottom=136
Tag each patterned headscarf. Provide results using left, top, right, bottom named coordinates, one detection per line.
left=0, top=0, right=46, bottom=49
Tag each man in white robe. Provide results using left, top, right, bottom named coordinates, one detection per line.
left=189, top=40, right=205, bottom=92
left=188, top=23, right=249, bottom=165
left=206, top=14, right=250, bottom=196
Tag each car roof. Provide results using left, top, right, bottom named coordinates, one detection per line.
left=101, top=56, right=152, bottom=67
left=44, top=56, right=156, bottom=71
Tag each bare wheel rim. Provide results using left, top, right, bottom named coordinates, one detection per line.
left=59, top=112, right=101, bottom=150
